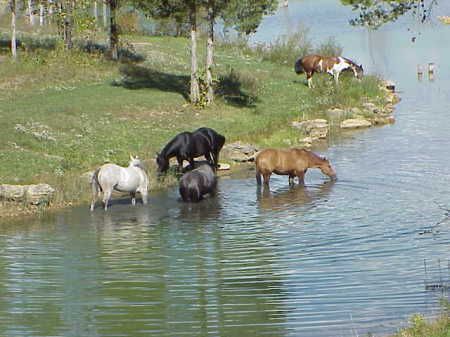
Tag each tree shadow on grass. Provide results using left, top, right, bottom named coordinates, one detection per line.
left=114, top=64, right=191, bottom=100
left=0, top=35, right=144, bottom=63
left=215, top=70, right=259, bottom=108
left=114, top=64, right=259, bottom=107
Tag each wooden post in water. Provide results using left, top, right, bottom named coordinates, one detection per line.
left=428, top=62, right=435, bottom=81
left=417, top=64, right=423, bottom=81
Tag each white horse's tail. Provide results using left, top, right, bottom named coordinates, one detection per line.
left=91, top=167, right=103, bottom=192
left=90, top=167, right=102, bottom=211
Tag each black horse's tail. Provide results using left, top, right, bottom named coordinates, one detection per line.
left=180, top=184, right=202, bottom=202
left=294, top=58, right=304, bottom=74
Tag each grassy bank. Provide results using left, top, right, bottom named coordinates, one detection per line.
left=387, top=310, right=450, bottom=337
left=0, top=31, right=386, bottom=210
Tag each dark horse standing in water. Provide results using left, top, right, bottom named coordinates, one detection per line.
left=255, top=148, right=336, bottom=186
left=179, top=164, right=217, bottom=202
left=156, top=127, right=226, bottom=174
left=294, top=54, right=363, bottom=88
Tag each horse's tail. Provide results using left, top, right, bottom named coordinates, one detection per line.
left=180, top=184, right=202, bottom=202
left=294, top=58, right=304, bottom=74
left=91, top=167, right=103, bottom=193
left=90, top=167, right=102, bottom=211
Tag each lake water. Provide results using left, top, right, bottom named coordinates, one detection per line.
left=1, top=1, right=450, bottom=336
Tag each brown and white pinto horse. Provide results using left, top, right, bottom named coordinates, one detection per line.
left=294, top=54, right=363, bottom=88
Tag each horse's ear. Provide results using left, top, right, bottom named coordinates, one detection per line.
left=130, top=154, right=134, bottom=161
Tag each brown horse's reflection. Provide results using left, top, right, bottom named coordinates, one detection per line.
left=257, top=181, right=335, bottom=212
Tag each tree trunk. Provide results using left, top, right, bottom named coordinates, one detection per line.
left=93, top=0, right=98, bottom=25
left=103, top=0, right=108, bottom=27
left=10, top=0, right=17, bottom=58
left=39, top=3, right=44, bottom=26
left=64, top=2, right=73, bottom=49
left=28, top=0, right=36, bottom=25
left=205, top=0, right=215, bottom=105
left=189, top=1, right=200, bottom=104
left=109, top=0, right=119, bottom=60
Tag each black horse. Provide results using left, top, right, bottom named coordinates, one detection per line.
left=179, top=164, right=217, bottom=202
left=156, top=127, right=226, bottom=174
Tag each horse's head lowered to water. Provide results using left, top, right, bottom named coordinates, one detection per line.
left=294, top=54, right=363, bottom=88
left=156, top=152, right=170, bottom=174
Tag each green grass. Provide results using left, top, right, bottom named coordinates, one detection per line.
left=0, top=30, right=386, bottom=205
left=389, top=311, right=450, bottom=337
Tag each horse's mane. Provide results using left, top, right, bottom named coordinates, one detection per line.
left=297, top=148, right=327, bottom=163
left=342, top=57, right=362, bottom=70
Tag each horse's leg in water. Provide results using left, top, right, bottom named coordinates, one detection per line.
left=289, top=175, right=296, bottom=185
left=102, top=188, right=112, bottom=211
left=141, top=190, right=148, bottom=205
left=262, top=172, right=271, bottom=186
left=130, top=192, right=136, bottom=206
left=296, top=169, right=307, bottom=185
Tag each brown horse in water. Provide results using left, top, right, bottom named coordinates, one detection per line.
left=294, top=54, right=363, bottom=88
left=255, top=148, right=336, bottom=186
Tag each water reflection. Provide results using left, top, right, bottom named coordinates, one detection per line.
left=257, top=181, right=335, bottom=212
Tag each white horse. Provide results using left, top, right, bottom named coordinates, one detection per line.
left=90, top=156, right=149, bottom=211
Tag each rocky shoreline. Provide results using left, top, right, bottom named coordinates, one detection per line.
left=0, top=82, right=399, bottom=220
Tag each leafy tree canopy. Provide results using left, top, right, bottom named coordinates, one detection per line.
left=341, top=0, right=437, bottom=29
left=220, top=0, right=278, bottom=35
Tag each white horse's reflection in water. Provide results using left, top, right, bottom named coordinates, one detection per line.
left=257, top=181, right=335, bottom=212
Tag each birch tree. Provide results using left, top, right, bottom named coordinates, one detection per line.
left=203, top=0, right=277, bottom=104
left=10, top=0, right=17, bottom=58
left=131, top=0, right=202, bottom=103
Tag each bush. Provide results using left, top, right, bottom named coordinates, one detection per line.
left=216, top=25, right=343, bottom=68
left=314, top=37, right=343, bottom=57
